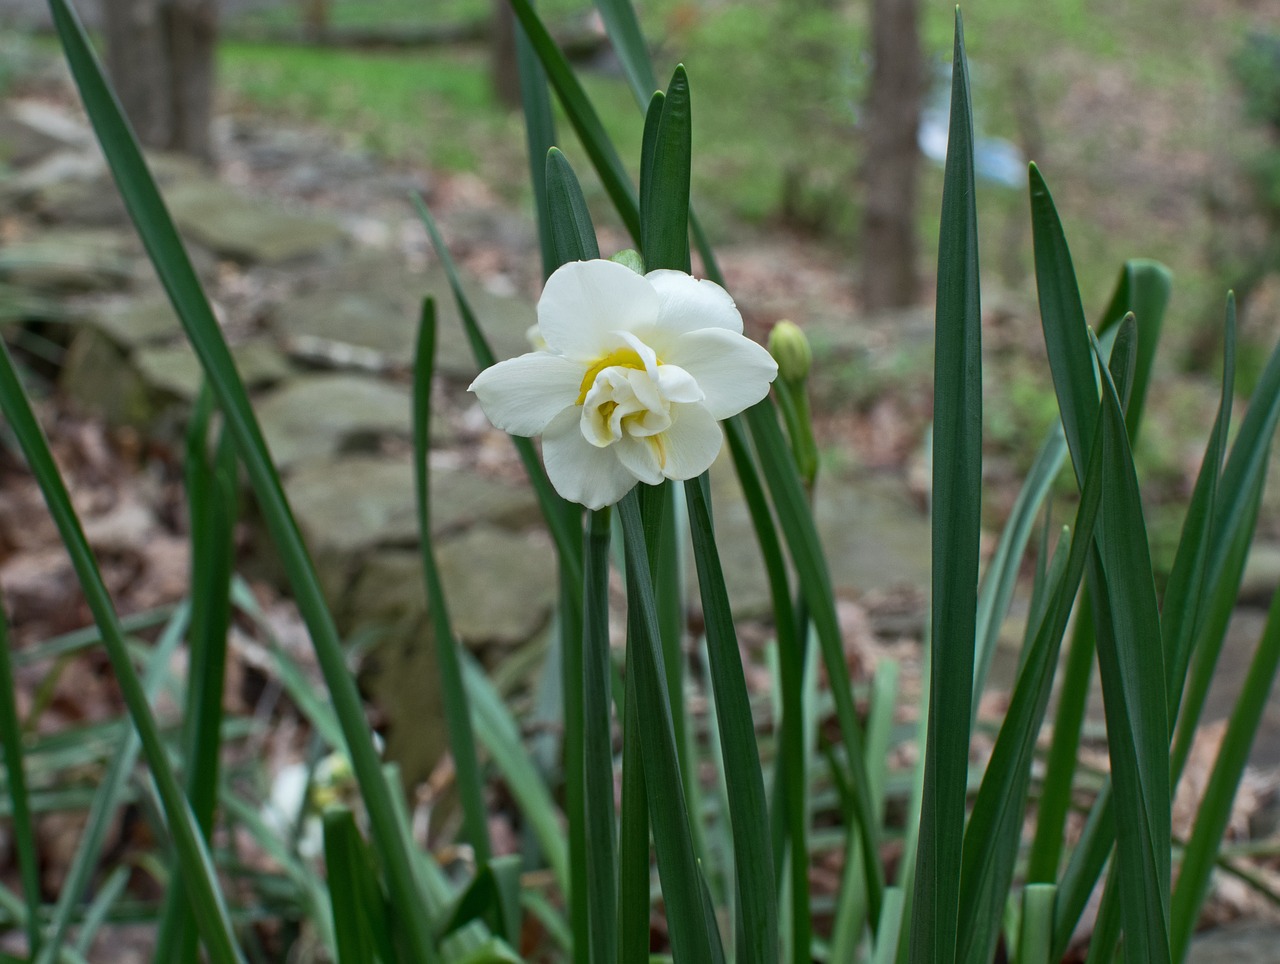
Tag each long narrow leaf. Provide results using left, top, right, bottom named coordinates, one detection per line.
left=910, top=14, right=982, bottom=963
left=615, top=645, right=650, bottom=964
left=1164, top=296, right=1234, bottom=720
left=1029, top=163, right=1095, bottom=479
left=415, top=300, right=491, bottom=865
left=71, top=864, right=130, bottom=958
left=582, top=508, right=617, bottom=964
left=685, top=479, right=778, bottom=964
left=958, top=425, right=1103, bottom=963
left=1171, top=292, right=1280, bottom=779
left=1094, top=260, right=1172, bottom=439
left=0, top=604, right=42, bottom=956
left=155, top=388, right=239, bottom=964
left=972, top=427, right=1067, bottom=712
left=641, top=66, right=692, bottom=273
left=505, top=0, right=641, bottom=242
left=1018, top=884, right=1056, bottom=964
left=725, top=415, right=808, bottom=958
left=1027, top=261, right=1168, bottom=886
left=617, top=492, right=722, bottom=961
left=592, top=0, right=657, bottom=106
left=1170, top=580, right=1280, bottom=961
left=1089, top=324, right=1171, bottom=964
left=515, top=1, right=558, bottom=280
left=323, top=809, right=385, bottom=964
left=742, top=400, right=884, bottom=927
left=546, top=149, right=601, bottom=265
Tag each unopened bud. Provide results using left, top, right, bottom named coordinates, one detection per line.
left=610, top=248, right=646, bottom=275
left=769, top=320, right=812, bottom=386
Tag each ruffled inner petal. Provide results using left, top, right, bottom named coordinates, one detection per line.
left=468, top=351, right=583, bottom=436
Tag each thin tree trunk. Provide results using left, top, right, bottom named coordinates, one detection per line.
left=102, top=0, right=218, bottom=163
left=491, top=0, right=521, bottom=110
left=860, top=0, right=923, bottom=311
left=166, top=0, right=217, bottom=161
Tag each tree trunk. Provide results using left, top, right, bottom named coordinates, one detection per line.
left=859, top=0, right=923, bottom=312
left=102, top=0, right=218, bottom=163
left=490, top=0, right=521, bottom=110
left=300, top=0, right=330, bottom=43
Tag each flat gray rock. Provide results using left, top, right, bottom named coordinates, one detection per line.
left=271, top=254, right=534, bottom=378
left=1189, top=924, right=1280, bottom=962
left=286, top=456, right=418, bottom=557
left=30, top=169, right=129, bottom=227
left=0, top=107, right=65, bottom=169
left=134, top=340, right=292, bottom=401
left=255, top=373, right=411, bottom=470
left=86, top=293, right=185, bottom=348
left=429, top=466, right=540, bottom=534
left=1199, top=607, right=1280, bottom=768
left=349, top=549, right=445, bottom=789
left=704, top=462, right=930, bottom=616
left=436, top=525, right=556, bottom=646
left=0, top=229, right=137, bottom=292
left=59, top=330, right=152, bottom=426
left=1240, top=542, right=1280, bottom=606
left=347, top=527, right=556, bottom=647
left=285, top=456, right=539, bottom=559
left=164, top=178, right=347, bottom=265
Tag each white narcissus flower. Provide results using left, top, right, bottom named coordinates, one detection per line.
left=469, top=258, right=778, bottom=510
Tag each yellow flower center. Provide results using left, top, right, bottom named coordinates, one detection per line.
left=577, top=347, right=651, bottom=404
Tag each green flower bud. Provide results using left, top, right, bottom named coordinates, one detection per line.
left=769, top=319, right=812, bottom=387
left=610, top=248, right=646, bottom=275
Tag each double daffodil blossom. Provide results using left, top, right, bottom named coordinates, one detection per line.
left=469, top=258, right=778, bottom=510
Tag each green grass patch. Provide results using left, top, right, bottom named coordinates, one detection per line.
left=219, top=42, right=504, bottom=171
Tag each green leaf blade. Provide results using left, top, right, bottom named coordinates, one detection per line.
left=641, top=67, right=692, bottom=273
left=684, top=479, right=778, bottom=964
left=415, top=300, right=492, bottom=866
left=617, top=493, right=723, bottom=963
left=910, top=12, right=982, bottom=963
left=1030, top=163, right=1096, bottom=482
left=1089, top=324, right=1172, bottom=964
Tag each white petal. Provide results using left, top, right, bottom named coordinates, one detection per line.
left=614, top=436, right=664, bottom=485
left=659, top=403, right=724, bottom=481
left=538, top=260, right=660, bottom=360
left=654, top=363, right=704, bottom=405
left=543, top=408, right=639, bottom=510
left=469, top=352, right=582, bottom=436
left=645, top=270, right=743, bottom=339
left=665, top=328, right=779, bottom=420
left=617, top=330, right=661, bottom=379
